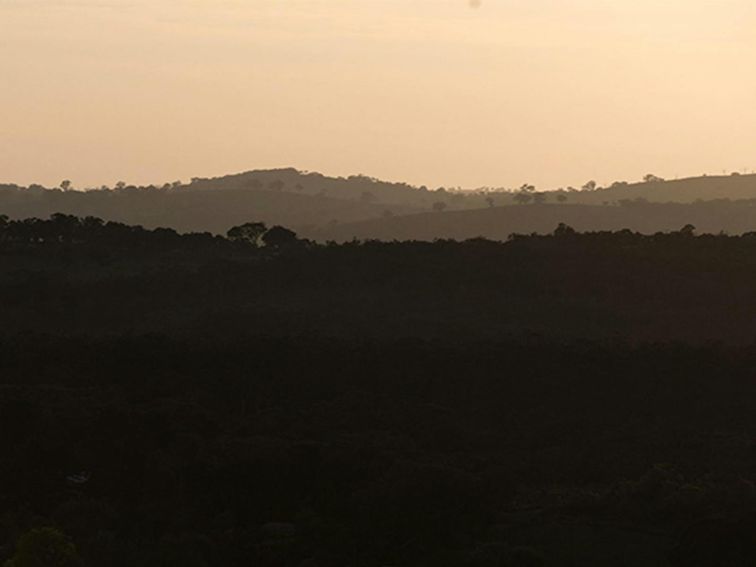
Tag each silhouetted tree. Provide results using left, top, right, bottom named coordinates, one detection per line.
left=49, top=213, right=80, bottom=243
left=582, top=180, right=597, bottom=191
left=227, top=222, right=267, bottom=247
left=643, top=174, right=665, bottom=183
left=556, top=193, right=568, bottom=203
left=432, top=202, right=447, bottom=212
left=59, top=180, right=72, bottom=192
left=553, top=222, right=576, bottom=237
left=485, top=196, right=495, bottom=208
left=262, top=225, right=299, bottom=248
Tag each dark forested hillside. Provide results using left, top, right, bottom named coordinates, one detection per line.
left=3, top=214, right=756, bottom=344
left=3, top=215, right=756, bottom=567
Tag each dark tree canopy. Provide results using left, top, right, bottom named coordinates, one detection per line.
left=261, top=225, right=299, bottom=247
left=227, top=221, right=268, bottom=247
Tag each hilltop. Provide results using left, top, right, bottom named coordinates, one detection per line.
left=587, top=173, right=756, bottom=204
left=0, top=177, right=421, bottom=234
left=182, top=169, right=756, bottom=206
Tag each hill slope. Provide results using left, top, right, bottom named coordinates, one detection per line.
left=589, top=173, right=756, bottom=204
left=5, top=170, right=756, bottom=237
left=0, top=185, right=420, bottom=234
left=181, top=170, right=756, bottom=207
left=313, top=201, right=756, bottom=242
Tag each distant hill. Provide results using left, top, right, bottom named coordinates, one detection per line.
left=312, top=200, right=756, bottom=242
left=5, top=169, right=756, bottom=237
left=0, top=182, right=421, bottom=234
left=567, top=173, right=756, bottom=205
left=186, top=169, right=756, bottom=207
left=185, top=168, right=425, bottom=202
left=183, top=168, right=498, bottom=210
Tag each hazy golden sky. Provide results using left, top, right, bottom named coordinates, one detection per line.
left=2, top=0, right=755, bottom=189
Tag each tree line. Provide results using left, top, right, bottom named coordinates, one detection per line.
left=0, top=213, right=304, bottom=250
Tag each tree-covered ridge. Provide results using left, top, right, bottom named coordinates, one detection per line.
left=4, top=214, right=756, bottom=343
left=0, top=213, right=304, bottom=250
left=4, top=169, right=756, bottom=239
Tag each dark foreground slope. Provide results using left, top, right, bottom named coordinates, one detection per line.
left=2, top=337, right=756, bottom=567
left=2, top=217, right=756, bottom=566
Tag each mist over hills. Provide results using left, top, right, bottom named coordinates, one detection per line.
left=4, top=169, right=756, bottom=239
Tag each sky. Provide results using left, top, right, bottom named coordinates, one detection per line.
left=1, top=0, right=756, bottom=190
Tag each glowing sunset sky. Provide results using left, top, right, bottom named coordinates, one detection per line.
left=1, top=0, right=755, bottom=189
